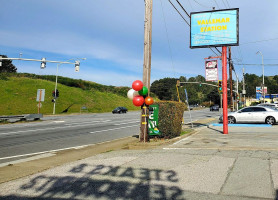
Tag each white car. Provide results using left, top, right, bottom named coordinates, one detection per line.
left=219, top=106, right=278, bottom=125
left=257, top=103, right=278, bottom=109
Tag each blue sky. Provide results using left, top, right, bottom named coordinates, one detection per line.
left=1, top=0, right=278, bottom=86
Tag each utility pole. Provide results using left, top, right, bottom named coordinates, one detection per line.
left=140, top=0, right=153, bottom=142
left=229, top=47, right=233, bottom=111
left=242, top=67, right=246, bottom=106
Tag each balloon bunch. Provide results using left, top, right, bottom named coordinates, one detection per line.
left=127, top=80, right=154, bottom=107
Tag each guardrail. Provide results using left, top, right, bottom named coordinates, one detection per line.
left=0, top=114, right=43, bottom=122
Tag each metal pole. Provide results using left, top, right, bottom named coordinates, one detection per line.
left=53, top=64, right=59, bottom=115
left=222, top=47, right=228, bottom=134
left=262, top=53, right=265, bottom=103
left=242, top=67, right=246, bottom=107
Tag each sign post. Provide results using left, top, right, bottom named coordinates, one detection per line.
left=190, top=8, right=239, bottom=134
left=222, top=47, right=228, bottom=134
left=36, top=89, right=45, bottom=114
left=185, top=89, right=193, bottom=128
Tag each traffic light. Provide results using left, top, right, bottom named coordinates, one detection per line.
left=52, top=89, right=59, bottom=98
left=218, top=80, right=222, bottom=93
left=56, top=89, right=59, bottom=97
left=75, top=60, right=80, bottom=72
left=176, top=80, right=180, bottom=87
left=40, top=57, right=46, bottom=69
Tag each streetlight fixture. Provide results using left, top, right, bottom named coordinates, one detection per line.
left=53, top=58, right=86, bottom=115
left=256, top=51, right=265, bottom=103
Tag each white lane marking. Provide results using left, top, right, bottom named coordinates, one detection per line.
left=53, top=121, right=65, bottom=123
left=0, top=120, right=114, bottom=136
left=114, top=121, right=139, bottom=126
left=0, top=125, right=139, bottom=161
left=90, top=124, right=138, bottom=134
left=0, top=145, right=94, bottom=160
left=65, top=120, right=111, bottom=126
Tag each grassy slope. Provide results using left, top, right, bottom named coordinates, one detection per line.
left=0, top=77, right=137, bottom=115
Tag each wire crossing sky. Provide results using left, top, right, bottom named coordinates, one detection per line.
left=1, top=0, right=278, bottom=86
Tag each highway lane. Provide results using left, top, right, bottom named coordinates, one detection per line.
left=183, top=108, right=221, bottom=124
left=0, top=108, right=219, bottom=164
left=0, top=111, right=141, bottom=164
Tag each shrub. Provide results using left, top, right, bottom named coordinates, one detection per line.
left=156, top=101, right=186, bottom=139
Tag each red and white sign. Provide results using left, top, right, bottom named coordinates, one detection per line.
left=205, top=60, right=218, bottom=81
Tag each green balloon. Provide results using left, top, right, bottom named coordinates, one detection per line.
left=138, top=86, right=148, bottom=96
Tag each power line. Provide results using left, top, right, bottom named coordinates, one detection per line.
left=192, top=0, right=212, bottom=8
left=168, top=0, right=190, bottom=26
left=212, top=0, right=220, bottom=9
left=209, top=47, right=219, bottom=56
left=175, top=0, right=190, bottom=18
left=225, top=0, right=230, bottom=8
left=160, top=0, right=176, bottom=77
left=168, top=0, right=221, bottom=57
left=233, top=63, right=278, bottom=66
left=240, top=37, right=278, bottom=45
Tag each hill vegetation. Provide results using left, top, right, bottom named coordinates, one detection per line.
left=0, top=73, right=137, bottom=115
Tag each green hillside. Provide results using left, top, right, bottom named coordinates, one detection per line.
left=0, top=75, right=138, bottom=115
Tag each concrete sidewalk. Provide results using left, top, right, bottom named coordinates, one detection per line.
left=1, top=125, right=278, bottom=199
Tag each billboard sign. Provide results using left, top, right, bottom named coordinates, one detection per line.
left=190, top=8, right=239, bottom=48
left=256, top=86, right=267, bottom=100
left=205, top=60, right=218, bottom=81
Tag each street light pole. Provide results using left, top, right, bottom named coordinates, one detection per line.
left=53, top=63, right=60, bottom=115
left=52, top=58, right=86, bottom=115
left=256, top=51, right=265, bottom=103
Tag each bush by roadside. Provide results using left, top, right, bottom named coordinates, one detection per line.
left=156, top=101, right=186, bottom=139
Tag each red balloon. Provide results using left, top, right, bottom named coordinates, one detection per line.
left=133, top=95, right=145, bottom=107
left=145, top=96, right=154, bottom=105
left=132, top=80, right=143, bottom=91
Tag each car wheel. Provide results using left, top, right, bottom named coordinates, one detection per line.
left=228, top=116, right=236, bottom=124
left=119, top=111, right=122, bottom=114
left=266, top=116, right=275, bottom=125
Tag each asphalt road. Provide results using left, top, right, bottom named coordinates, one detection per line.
left=0, top=108, right=218, bottom=164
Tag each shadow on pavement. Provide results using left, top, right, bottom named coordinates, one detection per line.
left=1, top=163, right=185, bottom=200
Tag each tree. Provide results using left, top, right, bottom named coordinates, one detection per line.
left=150, top=78, right=177, bottom=100
left=0, top=55, right=17, bottom=73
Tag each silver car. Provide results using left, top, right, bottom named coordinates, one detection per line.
left=219, top=106, right=278, bottom=125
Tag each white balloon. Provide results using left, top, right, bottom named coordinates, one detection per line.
left=127, top=89, right=138, bottom=100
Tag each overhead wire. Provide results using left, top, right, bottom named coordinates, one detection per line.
left=168, top=0, right=221, bottom=57
left=212, top=0, right=220, bottom=9
left=240, top=37, right=278, bottom=45
left=160, top=0, right=176, bottom=77
left=192, top=0, right=212, bottom=8
left=175, top=0, right=190, bottom=18
left=168, top=0, right=190, bottom=26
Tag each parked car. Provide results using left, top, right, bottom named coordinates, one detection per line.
left=210, top=104, right=219, bottom=111
left=112, top=107, right=128, bottom=114
left=257, top=103, right=278, bottom=109
left=219, top=106, right=278, bottom=125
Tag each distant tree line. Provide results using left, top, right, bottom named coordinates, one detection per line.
left=151, top=74, right=278, bottom=105
left=0, top=55, right=17, bottom=73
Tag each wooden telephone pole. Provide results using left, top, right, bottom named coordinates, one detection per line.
left=140, top=0, right=153, bottom=142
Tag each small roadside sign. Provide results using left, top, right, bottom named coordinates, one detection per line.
left=36, top=89, right=45, bottom=102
